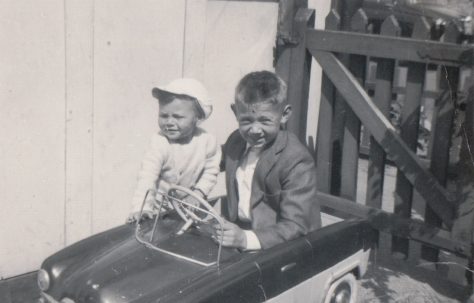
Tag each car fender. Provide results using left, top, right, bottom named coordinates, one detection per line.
left=264, top=248, right=370, bottom=303
left=320, top=248, right=370, bottom=303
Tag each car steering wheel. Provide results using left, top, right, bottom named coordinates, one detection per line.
left=166, top=185, right=220, bottom=227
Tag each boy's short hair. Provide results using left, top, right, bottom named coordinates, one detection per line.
left=235, top=71, right=287, bottom=105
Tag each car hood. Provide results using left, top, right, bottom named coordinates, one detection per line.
left=41, top=215, right=241, bottom=303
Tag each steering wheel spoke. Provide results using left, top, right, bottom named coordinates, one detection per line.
left=167, top=185, right=221, bottom=226
left=176, top=219, right=194, bottom=235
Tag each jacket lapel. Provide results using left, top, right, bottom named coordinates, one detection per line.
left=250, top=131, right=288, bottom=209
left=226, top=132, right=247, bottom=221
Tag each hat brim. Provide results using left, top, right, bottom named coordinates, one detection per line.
left=152, top=87, right=174, bottom=100
left=151, top=87, right=209, bottom=120
left=151, top=87, right=212, bottom=120
left=152, top=87, right=199, bottom=102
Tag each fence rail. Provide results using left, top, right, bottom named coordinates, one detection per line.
left=285, top=3, right=474, bottom=283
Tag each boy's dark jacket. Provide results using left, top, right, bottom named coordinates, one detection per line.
left=221, top=130, right=321, bottom=249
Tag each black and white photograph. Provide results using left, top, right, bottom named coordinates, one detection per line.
left=1, top=0, right=474, bottom=302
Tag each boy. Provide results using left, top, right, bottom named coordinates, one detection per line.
left=216, top=71, right=321, bottom=250
left=128, top=78, right=221, bottom=222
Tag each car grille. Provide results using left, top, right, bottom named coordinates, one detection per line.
left=40, top=292, right=75, bottom=303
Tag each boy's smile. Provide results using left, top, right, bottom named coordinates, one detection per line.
left=232, top=101, right=291, bottom=147
left=159, top=98, right=199, bottom=143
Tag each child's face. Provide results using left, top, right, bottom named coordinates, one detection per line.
left=232, top=101, right=291, bottom=148
left=158, top=98, right=199, bottom=143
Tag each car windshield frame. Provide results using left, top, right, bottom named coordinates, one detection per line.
left=134, top=189, right=225, bottom=268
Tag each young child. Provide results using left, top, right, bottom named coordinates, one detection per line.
left=128, top=78, right=221, bottom=222
left=216, top=71, right=321, bottom=250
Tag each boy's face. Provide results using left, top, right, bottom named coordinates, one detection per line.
left=158, top=98, right=198, bottom=143
left=232, top=101, right=291, bottom=148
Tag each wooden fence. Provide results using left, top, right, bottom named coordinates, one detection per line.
left=282, top=2, right=474, bottom=285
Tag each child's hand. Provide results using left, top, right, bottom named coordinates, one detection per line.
left=181, top=188, right=205, bottom=209
left=182, top=194, right=200, bottom=208
left=212, top=220, right=247, bottom=249
left=126, top=210, right=154, bottom=224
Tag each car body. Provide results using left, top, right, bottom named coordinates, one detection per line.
left=38, top=191, right=376, bottom=303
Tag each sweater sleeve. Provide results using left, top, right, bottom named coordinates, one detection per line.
left=130, top=134, right=169, bottom=212
left=194, top=133, right=221, bottom=196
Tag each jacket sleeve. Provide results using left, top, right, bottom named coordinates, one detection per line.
left=130, top=134, right=168, bottom=212
left=254, top=154, right=321, bottom=249
left=194, top=134, right=222, bottom=196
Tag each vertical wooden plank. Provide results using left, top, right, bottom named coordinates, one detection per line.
left=332, top=0, right=364, bottom=29
left=450, top=23, right=474, bottom=290
left=421, top=23, right=461, bottom=263
left=0, top=0, right=66, bottom=277
left=316, top=10, right=340, bottom=194
left=339, top=8, right=368, bottom=200
left=275, top=0, right=308, bottom=85
left=183, top=0, right=208, bottom=78
left=65, top=0, right=94, bottom=245
left=366, top=15, right=399, bottom=209
left=330, top=80, right=346, bottom=195
left=286, top=8, right=315, bottom=143
left=274, top=0, right=308, bottom=141
left=392, top=17, right=430, bottom=258
left=366, top=16, right=400, bottom=255
left=329, top=0, right=364, bottom=196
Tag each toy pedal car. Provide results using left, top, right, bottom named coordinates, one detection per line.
left=38, top=185, right=376, bottom=303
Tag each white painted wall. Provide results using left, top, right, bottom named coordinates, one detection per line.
left=0, top=0, right=186, bottom=278
left=0, top=0, right=329, bottom=278
left=0, top=0, right=66, bottom=278
left=201, top=1, right=279, bottom=143
left=91, top=0, right=186, bottom=234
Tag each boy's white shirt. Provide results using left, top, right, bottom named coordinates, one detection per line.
left=131, top=128, right=221, bottom=213
left=236, top=145, right=263, bottom=250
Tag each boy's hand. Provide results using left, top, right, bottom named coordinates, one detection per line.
left=126, top=210, right=154, bottom=224
left=212, top=220, right=247, bottom=249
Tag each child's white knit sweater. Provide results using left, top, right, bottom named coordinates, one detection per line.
left=131, top=128, right=221, bottom=212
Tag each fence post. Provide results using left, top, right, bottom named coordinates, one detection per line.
left=274, top=0, right=307, bottom=92
left=316, top=10, right=340, bottom=194
left=366, top=15, right=400, bottom=255
left=285, top=8, right=315, bottom=143
left=329, top=0, right=364, bottom=196
left=452, top=63, right=474, bottom=293
left=338, top=9, right=368, bottom=201
left=422, top=22, right=462, bottom=264
left=366, top=15, right=400, bottom=209
left=392, top=17, right=430, bottom=259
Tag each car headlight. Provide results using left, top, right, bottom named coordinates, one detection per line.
left=37, top=269, right=50, bottom=291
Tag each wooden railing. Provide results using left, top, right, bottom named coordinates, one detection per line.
left=284, top=3, right=474, bottom=283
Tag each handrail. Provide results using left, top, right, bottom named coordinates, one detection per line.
left=306, top=29, right=473, bottom=66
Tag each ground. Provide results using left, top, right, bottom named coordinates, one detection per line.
left=358, top=253, right=470, bottom=302
left=353, top=158, right=472, bottom=302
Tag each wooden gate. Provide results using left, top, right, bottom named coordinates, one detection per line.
left=281, top=1, right=474, bottom=284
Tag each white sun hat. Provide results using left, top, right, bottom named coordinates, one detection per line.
left=152, top=78, right=213, bottom=120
